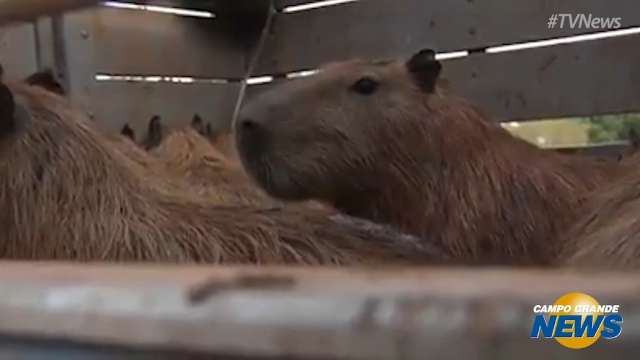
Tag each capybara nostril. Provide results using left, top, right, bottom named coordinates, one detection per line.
left=239, top=117, right=259, bottom=133
left=237, top=117, right=268, bottom=161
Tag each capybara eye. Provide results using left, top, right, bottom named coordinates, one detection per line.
left=350, top=77, right=379, bottom=95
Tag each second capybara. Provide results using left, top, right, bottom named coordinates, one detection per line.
left=559, top=163, right=640, bottom=269
left=236, top=49, right=629, bottom=265
left=0, top=81, right=445, bottom=265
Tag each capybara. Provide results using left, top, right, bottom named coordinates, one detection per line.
left=120, top=123, right=136, bottom=142
left=142, top=115, right=164, bottom=150
left=0, top=81, right=443, bottom=264
left=236, top=49, right=628, bottom=265
left=559, top=165, right=640, bottom=269
left=24, top=68, right=65, bottom=95
left=151, top=127, right=276, bottom=206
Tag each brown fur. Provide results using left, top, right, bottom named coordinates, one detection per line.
left=236, top=53, right=628, bottom=265
left=559, top=156, right=640, bottom=269
left=0, top=82, right=443, bottom=264
left=151, top=128, right=276, bottom=206
left=200, top=125, right=241, bottom=164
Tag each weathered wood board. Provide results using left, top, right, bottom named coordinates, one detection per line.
left=0, top=263, right=636, bottom=359
left=0, top=23, right=38, bottom=79
left=0, top=0, right=98, bottom=26
left=61, top=7, right=246, bottom=78
left=246, top=34, right=640, bottom=121
left=442, top=34, right=640, bottom=121
left=261, top=0, right=640, bottom=74
left=85, top=81, right=240, bottom=134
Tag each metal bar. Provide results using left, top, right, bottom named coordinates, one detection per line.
left=231, top=1, right=277, bottom=129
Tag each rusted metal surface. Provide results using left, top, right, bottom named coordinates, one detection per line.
left=0, top=0, right=99, bottom=26
left=0, top=22, right=38, bottom=79
left=0, top=262, right=636, bottom=359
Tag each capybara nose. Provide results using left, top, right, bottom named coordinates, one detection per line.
left=236, top=117, right=268, bottom=161
left=238, top=117, right=259, bottom=133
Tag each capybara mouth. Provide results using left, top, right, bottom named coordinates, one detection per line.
left=239, top=151, right=311, bottom=202
left=236, top=118, right=269, bottom=165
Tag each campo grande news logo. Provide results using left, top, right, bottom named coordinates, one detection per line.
left=530, top=292, right=623, bottom=349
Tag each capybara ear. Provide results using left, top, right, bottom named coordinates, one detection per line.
left=0, top=83, right=16, bottom=136
left=149, top=115, right=162, bottom=133
left=25, top=68, right=65, bottom=95
left=121, top=123, right=136, bottom=141
left=205, top=123, right=213, bottom=137
left=191, top=114, right=205, bottom=135
left=406, top=49, right=442, bottom=92
left=144, top=115, right=164, bottom=150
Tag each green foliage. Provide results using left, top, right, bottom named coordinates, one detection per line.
left=583, top=113, right=640, bottom=143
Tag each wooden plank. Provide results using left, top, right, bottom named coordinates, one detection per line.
left=273, top=0, right=309, bottom=8
left=258, top=0, right=640, bottom=74
left=0, top=262, right=637, bottom=359
left=61, top=7, right=246, bottom=78
left=0, top=23, right=38, bottom=79
left=0, top=0, right=98, bottom=26
left=0, top=336, right=221, bottom=360
left=442, top=34, right=640, bottom=121
left=248, top=34, right=640, bottom=121
left=114, top=0, right=271, bottom=13
left=83, top=81, right=240, bottom=135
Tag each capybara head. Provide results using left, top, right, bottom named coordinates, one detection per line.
left=24, top=69, right=65, bottom=95
left=236, top=49, right=446, bottom=201
left=120, top=123, right=136, bottom=142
